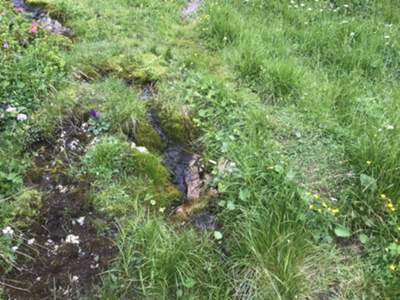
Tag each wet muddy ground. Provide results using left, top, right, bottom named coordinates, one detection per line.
left=3, top=114, right=115, bottom=299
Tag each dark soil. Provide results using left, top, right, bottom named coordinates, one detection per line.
left=3, top=114, right=116, bottom=299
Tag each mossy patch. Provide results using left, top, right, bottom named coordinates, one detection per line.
left=84, top=137, right=179, bottom=213
left=74, top=51, right=168, bottom=85
left=133, top=121, right=165, bottom=153
left=11, top=189, right=42, bottom=228
left=155, top=105, right=195, bottom=145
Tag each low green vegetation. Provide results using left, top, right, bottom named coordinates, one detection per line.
left=1, top=0, right=400, bottom=298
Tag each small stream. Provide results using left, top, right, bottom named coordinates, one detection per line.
left=140, top=89, right=218, bottom=231
left=145, top=110, right=194, bottom=197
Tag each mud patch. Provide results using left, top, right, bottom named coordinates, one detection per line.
left=2, top=113, right=115, bottom=299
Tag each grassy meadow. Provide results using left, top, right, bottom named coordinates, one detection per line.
left=1, top=0, right=400, bottom=299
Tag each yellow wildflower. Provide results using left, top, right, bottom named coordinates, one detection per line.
left=380, top=194, right=387, bottom=199
left=313, top=193, right=320, bottom=200
left=366, top=160, right=372, bottom=165
left=386, top=202, right=396, bottom=212
left=322, top=201, right=328, bottom=208
left=330, top=208, right=339, bottom=214
left=309, top=204, right=315, bottom=210
left=389, top=264, right=396, bottom=272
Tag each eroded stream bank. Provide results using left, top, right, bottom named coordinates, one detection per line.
left=3, top=113, right=115, bottom=299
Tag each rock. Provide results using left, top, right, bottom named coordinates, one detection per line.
left=184, top=154, right=204, bottom=200
left=39, top=16, right=74, bottom=37
left=181, top=0, right=202, bottom=18
left=130, top=142, right=149, bottom=154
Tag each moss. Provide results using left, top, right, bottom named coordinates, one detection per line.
left=156, top=108, right=194, bottom=145
left=139, top=53, right=168, bottom=80
left=83, top=137, right=169, bottom=185
left=155, top=183, right=181, bottom=207
left=131, top=151, right=169, bottom=186
left=94, top=180, right=180, bottom=217
left=12, top=189, right=42, bottom=228
left=26, top=0, right=51, bottom=8
left=124, top=64, right=150, bottom=84
left=134, top=122, right=165, bottom=153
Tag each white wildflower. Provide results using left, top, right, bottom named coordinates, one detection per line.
left=76, top=216, right=85, bottom=226
left=12, top=246, right=19, bottom=252
left=2, top=226, right=14, bottom=236
left=71, top=275, right=79, bottom=282
left=81, top=122, right=88, bottom=131
left=16, top=113, right=27, bottom=121
left=65, top=234, right=80, bottom=244
left=27, top=238, right=35, bottom=245
left=69, top=139, right=79, bottom=150
left=385, top=124, right=395, bottom=130
left=57, top=184, right=68, bottom=193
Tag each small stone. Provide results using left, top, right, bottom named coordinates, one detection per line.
left=136, top=146, right=149, bottom=153
left=5, top=106, right=16, bottom=113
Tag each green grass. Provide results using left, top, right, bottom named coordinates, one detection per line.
left=1, top=0, right=400, bottom=298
